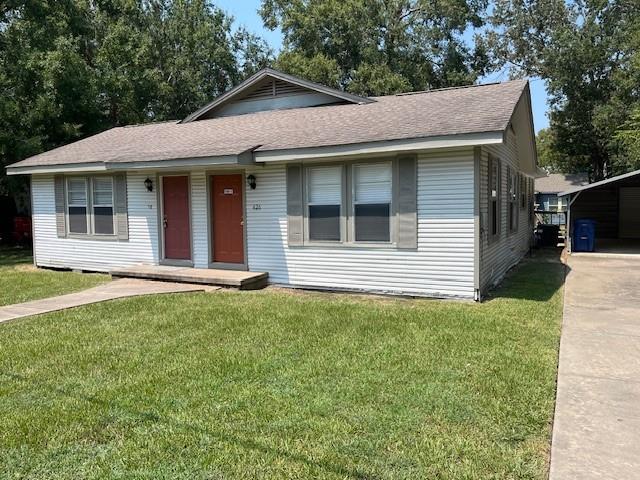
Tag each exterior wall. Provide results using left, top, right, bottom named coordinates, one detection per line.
left=479, top=131, right=532, bottom=292
left=245, top=149, right=476, bottom=298
left=32, top=172, right=160, bottom=271
left=31, top=170, right=213, bottom=271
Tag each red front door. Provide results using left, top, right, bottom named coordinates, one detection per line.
left=212, top=174, right=244, bottom=264
left=162, top=175, right=191, bottom=260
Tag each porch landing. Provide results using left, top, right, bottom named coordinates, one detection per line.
left=110, top=265, right=268, bottom=290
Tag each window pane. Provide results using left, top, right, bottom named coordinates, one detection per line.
left=69, top=206, right=87, bottom=234
left=93, top=178, right=113, bottom=206
left=355, top=203, right=390, bottom=242
left=354, top=163, right=391, bottom=203
left=309, top=205, right=340, bottom=241
left=68, top=179, right=87, bottom=206
left=94, top=206, right=114, bottom=234
left=308, top=166, right=341, bottom=204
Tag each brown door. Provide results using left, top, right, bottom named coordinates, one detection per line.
left=162, top=175, right=191, bottom=260
left=211, top=174, right=244, bottom=264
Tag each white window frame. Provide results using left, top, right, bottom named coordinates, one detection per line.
left=350, top=161, right=393, bottom=244
left=66, top=177, right=90, bottom=235
left=304, top=165, right=344, bottom=243
left=91, top=176, right=116, bottom=236
left=65, top=175, right=117, bottom=238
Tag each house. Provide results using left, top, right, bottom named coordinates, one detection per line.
left=560, top=168, right=640, bottom=254
left=6, top=68, right=538, bottom=300
left=535, top=173, right=589, bottom=213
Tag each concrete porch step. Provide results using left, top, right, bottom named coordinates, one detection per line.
left=110, top=265, right=268, bottom=290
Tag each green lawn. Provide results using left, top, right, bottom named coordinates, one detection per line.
left=0, top=246, right=108, bottom=306
left=0, top=255, right=564, bottom=479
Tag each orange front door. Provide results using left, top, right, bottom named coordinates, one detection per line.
left=162, top=175, right=191, bottom=260
left=211, top=174, right=244, bottom=264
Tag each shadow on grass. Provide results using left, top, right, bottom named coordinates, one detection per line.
left=0, top=246, right=33, bottom=268
left=1, top=371, right=374, bottom=479
left=486, top=249, right=567, bottom=302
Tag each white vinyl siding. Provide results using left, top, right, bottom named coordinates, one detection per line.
left=246, top=149, right=475, bottom=298
left=480, top=130, right=532, bottom=291
left=32, top=172, right=159, bottom=271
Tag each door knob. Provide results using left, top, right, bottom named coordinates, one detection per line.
left=163, top=217, right=168, bottom=228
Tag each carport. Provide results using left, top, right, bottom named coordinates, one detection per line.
left=561, top=168, right=640, bottom=254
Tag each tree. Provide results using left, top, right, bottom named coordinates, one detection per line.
left=260, top=0, right=490, bottom=96
left=0, top=0, right=272, bottom=212
left=488, top=0, right=640, bottom=180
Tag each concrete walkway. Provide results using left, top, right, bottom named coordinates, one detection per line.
left=550, top=255, right=640, bottom=479
left=0, top=278, right=215, bottom=323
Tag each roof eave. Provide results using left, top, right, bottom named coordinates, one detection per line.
left=253, top=131, right=505, bottom=162
left=5, top=151, right=257, bottom=175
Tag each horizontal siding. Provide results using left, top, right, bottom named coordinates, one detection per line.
left=32, top=172, right=159, bottom=272
left=190, top=171, right=209, bottom=268
left=246, top=150, right=476, bottom=298
left=480, top=130, right=532, bottom=291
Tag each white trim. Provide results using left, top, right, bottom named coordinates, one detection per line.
left=8, top=163, right=108, bottom=175
left=254, top=132, right=504, bottom=162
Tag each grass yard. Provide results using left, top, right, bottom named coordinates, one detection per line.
left=0, top=255, right=564, bottom=479
left=0, top=246, right=108, bottom=306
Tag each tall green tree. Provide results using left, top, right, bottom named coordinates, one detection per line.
left=260, top=0, right=490, bottom=96
left=489, top=0, right=640, bottom=180
left=0, top=0, right=271, bottom=209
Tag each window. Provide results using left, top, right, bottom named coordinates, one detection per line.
left=353, top=163, right=392, bottom=242
left=306, top=166, right=342, bottom=241
left=66, top=176, right=116, bottom=236
left=92, top=177, right=114, bottom=235
left=520, top=174, right=526, bottom=209
left=67, top=178, right=88, bottom=234
left=528, top=178, right=534, bottom=225
left=488, top=156, right=500, bottom=238
left=508, top=167, right=518, bottom=233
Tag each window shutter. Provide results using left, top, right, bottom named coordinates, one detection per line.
left=114, top=173, right=129, bottom=240
left=286, top=164, right=304, bottom=246
left=54, top=175, right=66, bottom=238
left=397, top=155, right=417, bottom=249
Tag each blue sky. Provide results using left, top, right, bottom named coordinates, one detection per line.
left=215, top=0, right=549, bottom=132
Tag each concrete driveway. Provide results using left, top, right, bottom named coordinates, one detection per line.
left=550, top=255, right=640, bottom=479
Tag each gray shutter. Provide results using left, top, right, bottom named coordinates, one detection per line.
left=286, top=164, right=304, bottom=246
left=114, top=173, right=129, bottom=240
left=54, top=175, right=66, bottom=238
left=397, top=155, right=417, bottom=249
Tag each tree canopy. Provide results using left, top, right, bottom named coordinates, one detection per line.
left=260, top=0, right=491, bottom=96
left=1, top=0, right=640, bottom=214
left=0, top=0, right=271, bottom=200
left=488, top=0, right=640, bottom=180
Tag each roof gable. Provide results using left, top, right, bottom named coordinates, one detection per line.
left=181, top=68, right=374, bottom=122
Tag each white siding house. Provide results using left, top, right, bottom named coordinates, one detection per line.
left=10, top=68, right=538, bottom=300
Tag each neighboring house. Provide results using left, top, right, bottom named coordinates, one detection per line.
left=535, top=173, right=589, bottom=212
left=7, top=68, right=537, bottom=300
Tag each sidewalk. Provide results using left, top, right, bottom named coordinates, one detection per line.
left=0, top=278, right=213, bottom=323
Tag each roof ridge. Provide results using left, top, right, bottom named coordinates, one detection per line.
left=393, top=79, right=525, bottom=97
left=119, top=120, right=178, bottom=129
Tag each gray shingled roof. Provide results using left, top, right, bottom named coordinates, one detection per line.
left=535, top=173, right=589, bottom=193
left=9, top=79, right=528, bottom=170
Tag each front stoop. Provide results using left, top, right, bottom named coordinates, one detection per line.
left=110, top=265, right=268, bottom=290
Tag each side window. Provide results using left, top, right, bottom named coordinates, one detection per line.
left=489, top=156, right=500, bottom=239
left=92, top=177, right=115, bottom=235
left=306, top=166, right=342, bottom=241
left=520, top=174, right=526, bottom=209
left=508, top=167, right=518, bottom=233
left=352, top=163, right=392, bottom=242
left=67, top=178, right=88, bottom=234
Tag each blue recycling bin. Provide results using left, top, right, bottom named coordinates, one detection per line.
left=573, top=219, right=596, bottom=252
